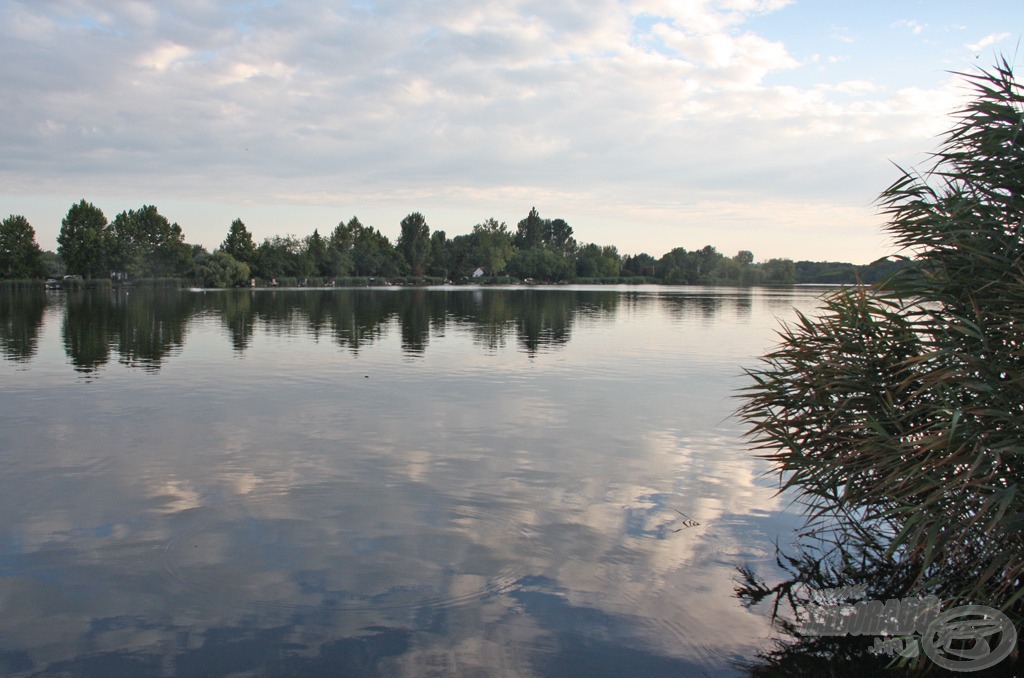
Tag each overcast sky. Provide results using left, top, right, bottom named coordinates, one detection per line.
left=1, top=1, right=1020, bottom=263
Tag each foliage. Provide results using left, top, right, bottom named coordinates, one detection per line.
left=544, top=217, right=577, bottom=257
left=305, top=229, right=329, bottom=277
left=197, top=251, right=251, bottom=288
left=221, top=218, right=256, bottom=264
left=40, top=250, right=63, bottom=278
left=472, top=218, right=514, bottom=275
left=621, top=253, right=657, bottom=277
left=397, top=212, right=431, bottom=275
left=0, top=215, right=45, bottom=279
left=106, top=205, right=192, bottom=278
left=793, top=257, right=910, bottom=284
left=759, top=257, right=795, bottom=284
left=427, top=229, right=450, bottom=278
left=736, top=59, right=1024, bottom=665
left=506, top=247, right=573, bottom=282
left=50, top=202, right=811, bottom=286
left=575, top=243, right=621, bottom=278
left=58, top=199, right=108, bottom=278
left=351, top=224, right=407, bottom=278
left=514, top=206, right=545, bottom=250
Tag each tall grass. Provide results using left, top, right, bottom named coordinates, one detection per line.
left=736, top=58, right=1024, bottom=664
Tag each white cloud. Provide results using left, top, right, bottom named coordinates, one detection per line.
left=139, top=41, right=192, bottom=70
left=0, top=0, right=1002, bottom=263
left=966, top=32, right=1011, bottom=52
left=892, top=19, right=926, bottom=35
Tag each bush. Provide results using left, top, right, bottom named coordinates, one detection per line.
left=196, top=252, right=250, bottom=288
left=738, top=58, right=1024, bottom=640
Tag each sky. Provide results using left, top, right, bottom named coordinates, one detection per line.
left=1, top=1, right=1021, bottom=264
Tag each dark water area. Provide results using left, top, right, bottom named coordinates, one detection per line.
left=0, top=285, right=828, bottom=676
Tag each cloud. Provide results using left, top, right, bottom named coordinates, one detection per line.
left=0, top=0, right=987, bottom=263
left=892, top=19, right=926, bottom=35
left=966, top=32, right=1011, bottom=53
left=139, top=41, right=193, bottom=70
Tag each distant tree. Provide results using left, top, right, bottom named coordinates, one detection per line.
left=447, top=232, right=480, bottom=279
left=191, top=244, right=210, bottom=261
left=348, top=223, right=406, bottom=277
left=427, top=230, right=450, bottom=278
left=694, top=245, right=722, bottom=280
left=793, top=260, right=858, bottom=284
left=305, top=229, right=329, bottom=276
left=657, top=247, right=697, bottom=283
left=544, top=218, right=577, bottom=257
left=0, top=215, right=45, bottom=279
left=152, top=220, right=192, bottom=277
left=105, top=210, right=141, bottom=276
left=506, top=248, right=572, bottom=281
left=473, top=218, right=514, bottom=275
left=621, top=253, right=657, bottom=277
left=514, top=207, right=545, bottom=250
left=40, top=250, right=63, bottom=278
left=397, top=212, right=431, bottom=275
left=58, top=199, right=108, bottom=278
left=329, top=217, right=359, bottom=253
left=733, top=250, right=754, bottom=266
left=254, top=235, right=307, bottom=279
left=574, top=243, right=621, bottom=278
left=326, top=217, right=359, bottom=277
left=197, top=251, right=250, bottom=288
left=221, top=218, right=256, bottom=264
left=760, top=257, right=795, bottom=284
left=105, top=205, right=191, bottom=278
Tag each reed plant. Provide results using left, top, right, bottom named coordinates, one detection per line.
left=737, top=57, right=1024, bottom=644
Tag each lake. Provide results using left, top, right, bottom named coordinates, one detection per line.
left=0, top=285, right=828, bottom=676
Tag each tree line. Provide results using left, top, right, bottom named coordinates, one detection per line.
left=3, top=200, right=874, bottom=287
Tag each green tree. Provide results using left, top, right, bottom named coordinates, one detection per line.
left=0, top=215, right=45, bottom=279
left=656, top=247, right=698, bottom=283
left=473, top=218, right=514, bottom=275
left=40, top=250, right=63, bottom=278
left=506, top=248, right=572, bottom=281
left=326, top=217, right=358, bottom=277
left=349, top=223, right=406, bottom=277
left=397, top=212, right=431, bottom=275
left=197, top=251, right=251, bottom=288
left=254, top=235, right=307, bottom=279
left=738, top=60, right=1024, bottom=645
left=427, top=230, right=450, bottom=278
left=514, top=207, right=545, bottom=250
left=58, top=200, right=108, bottom=278
left=759, top=257, right=794, bottom=284
left=447, top=232, right=480, bottom=279
left=221, top=218, right=256, bottom=264
left=574, top=243, right=621, bottom=278
left=621, top=253, right=657, bottom=277
left=544, top=218, right=577, bottom=257
left=305, top=229, right=328, bottom=277
left=105, top=205, right=191, bottom=278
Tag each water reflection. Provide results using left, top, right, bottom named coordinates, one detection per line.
left=0, top=286, right=829, bottom=676
left=22, top=287, right=723, bottom=372
left=0, top=288, right=46, bottom=363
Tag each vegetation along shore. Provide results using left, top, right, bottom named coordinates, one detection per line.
left=2, top=204, right=900, bottom=289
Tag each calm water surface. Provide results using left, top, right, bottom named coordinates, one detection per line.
left=0, top=285, right=828, bottom=676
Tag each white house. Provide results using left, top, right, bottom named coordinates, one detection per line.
left=472, top=267, right=485, bottom=278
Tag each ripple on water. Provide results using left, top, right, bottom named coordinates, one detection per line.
left=160, top=481, right=524, bottom=613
